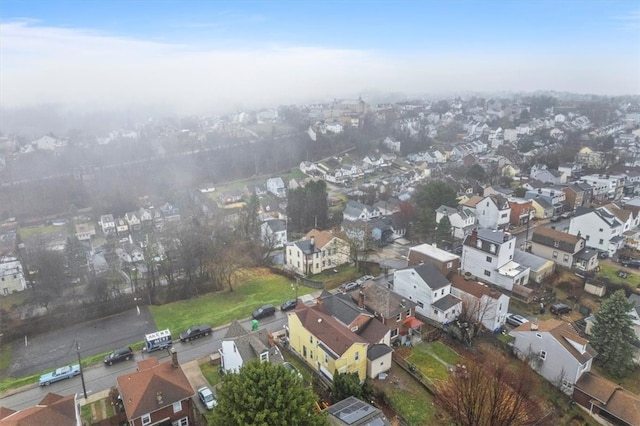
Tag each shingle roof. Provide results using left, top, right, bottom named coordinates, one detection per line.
left=450, top=275, right=503, bottom=300
left=304, top=229, right=341, bottom=250
left=513, top=319, right=596, bottom=364
left=576, top=372, right=640, bottom=426
left=400, top=263, right=450, bottom=290
left=116, top=357, right=195, bottom=420
left=367, top=343, right=393, bottom=360
left=432, top=294, right=461, bottom=312
left=318, top=291, right=371, bottom=326
left=353, top=283, right=416, bottom=318
left=294, top=307, right=368, bottom=356
left=0, top=393, right=76, bottom=426
left=532, top=226, right=581, bottom=252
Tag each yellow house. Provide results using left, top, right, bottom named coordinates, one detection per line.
left=287, top=307, right=368, bottom=382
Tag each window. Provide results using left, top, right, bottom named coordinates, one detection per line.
left=260, top=352, right=269, bottom=361
left=396, top=313, right=401, bottom=322
left=501, top=213, right=508, bottom=218
left=441, top=289, right=444, bottom=296
left=563, top=254, right=569, bottom=262
left=539, top=350, right=547, bottom=361
left=315, top=263, right=319, bottom=269
left=355, top=352, right=359, bottom=361
left=310, top=350, right=313, bottom=359
left=142, top=414, right=151, bottom=425
left=324, top=353, right=328, bottom=363
left=598, top=228, right=603, bottom=232
left=173, top=401, right=182, bottom=413
left=552, top=251, right=558, bottom=259
left=391, top=328, right=399, bottom=338
left=417, top=301, right=424, bottom=308
left=484, top=270, right=491, bottom=277
left=310, top=336, right=313, bottom=343
left=406, top=309, right=411, bottom=317
left=446, top=261, right=452, bottom=269
left=176, top=417, right=188, bottom=426
left=598, top=239, right=603, bottom=245
left=490, top=244, right=496, bottom=253
left=303, top=346, right=307, bottom=357
left=553, top=241, right=559, bottom=248
left=486, top=256, right=492, bottom=263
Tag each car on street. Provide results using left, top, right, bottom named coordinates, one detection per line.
left=280, top=299, right=298, bottom=312
left=505, top=313, right=530, bottom=327
left=560, top=211, right=574, bottom=219
left=104, top=346, right=134, bottom=366
left=598, top=251, right=609, bottom=259
left=356, top=275, right=374, bottom=285
left=550, top=303, right=572, bottom=315
left=550, top=215, right=561, bottom=222
left=198, top=386, right=217, bottom=410
left=282, top=361, right=302, bottom=379
left=339, top=281, right=359, bottom=292
left=252, top=304, right=276, bottom=320
left=179, top=324, right=212, bottom=342
left=39, top=364, right=81, bottom=386
left=620, top=258, right=640, bottom=268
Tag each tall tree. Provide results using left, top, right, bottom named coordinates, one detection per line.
left=414, top=180, right=458, bottom=212
left=435, top=215, right=453, bottom=247
left=590, top=290, right=637, bottom=379
left=332, top=371, right=371, bottom=402
left=212, top=360, right=327, bottom=426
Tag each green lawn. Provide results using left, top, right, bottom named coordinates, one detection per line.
left=598, top=263, right=640, bottom=289
left=200, top=362, right=223, bottom=389
left=0, top=291, right=28, bottom=310
left=149, top=268, right=316, bottom=335
left=408, top=341, right=461, bottom=382
left=18, top=224, right=67, bottom=240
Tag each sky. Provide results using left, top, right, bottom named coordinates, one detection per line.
left=1, top=0, right=639, bottom=114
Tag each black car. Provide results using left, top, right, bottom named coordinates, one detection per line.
left=179, top=324, right=212, bottom=342
left=280, top=299, right=298, bottom=312
left=621, top=258, right=640, bottom=268
left=550, top=303, right=572, bottom=315
left=252, top=304, right=276, bottom=320
left=104, top=346, right=134, bottom=366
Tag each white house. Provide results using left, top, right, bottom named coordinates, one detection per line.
left=435, top=205, right=476, bottom=240
left=0, top=258, right=26, bottom=296
left=473, top=195, right=511, bottom=230
left=450, top=275, right=509, bottom=332
left=568, top=206, right=625, bottom=256
left=343, top=200, right=381, bottom=222
left=510, top=319, right=596, bottom=393
left=99, top=214, right=116, bottom=235
left=266, top=177, right=286, bottom=198
left=461, top=229, right=530, bottom=291
left=392, top=263, right=461, bottom=324
left=219, top=320, right=284, bottom=373
left=260, top=219, right=287, bottom=249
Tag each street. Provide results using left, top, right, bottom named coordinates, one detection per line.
left=0, top=310, right=287, bottom=411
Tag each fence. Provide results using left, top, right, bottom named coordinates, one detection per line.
left=267, top=266, right=324, bottom=289
left=391, top=352, right=437, bottom=395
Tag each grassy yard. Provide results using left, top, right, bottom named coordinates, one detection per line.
left=0, top=291, right=28, bottom=310
left=200, top=362, right=223, bottom=389
left=310, top=265, right=358, bottom=290
left=408, top=341, right=462, bottom=383
left=17, top=224, right=67, bottom=240
left=149, top=268, right=316, bottom=335
left=598, top=263, right=640, bottom=290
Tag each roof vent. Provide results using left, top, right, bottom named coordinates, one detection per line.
left=317, top=318, right=322, bottom=323
left=530, top=322, right=539, bottom=331
left=156, top=391, right=163, bottom=405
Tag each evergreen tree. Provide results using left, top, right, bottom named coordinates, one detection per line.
left=590, top=290, right=637, bottom=379
left=212, top=360, right=327, bottom=426
left=435, top=215, right=453, bottom=247
left=414, top=180, right=458, bottom=211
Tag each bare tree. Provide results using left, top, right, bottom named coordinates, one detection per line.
left=436, top=361, right=541, bottom=426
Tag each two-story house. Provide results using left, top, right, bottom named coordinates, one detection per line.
left=392, top=263, right=461, bottom=324
left=580, top=174, right=626, bottom=201
left=435, top=205, right=476, bottom=240
left=261, top=219, right=287, bottom=249
left=569, top=207, right=625, bottom=256
left=159, top=202, right=180, bottom=222
left=449, top=275, right=509, bottom=332
left=74, top=222, right=96, bottom=242
left=266, top=177, right=286, bottom=198
left=509, top=319, right=596, bottom=393
left=461, top=229, right=530, bottom=291
left=525, top=187, right=566, bottom=215
left=0, top=393, right=82, bottom=425
left=287, top=306, right=369, bottom=382
left=99, top=214, right=116, bottom=235
left=561, top=182, right=592, bottom=210
left=219, top=320, right=284, bottom=373
left=349, top=283, right=422, bottom=344
left=530, top=196, right=555, bottom=220
left=343, top=200, right=381, bottom=222
left=407, top=243, right=459, bottom=277
left=473, top=195, right=511, bottom=230
left=125, top=211, right=142, bottom=231
left=115, top=217, right=129, bottom=236
left=285, top=229, right=349, bottom=276
left=0, top=259, right=26, bottom=296
left=530, top=164, right=567, bottom=185
left=531, top=227, right=599, bottom=271
left=508, top=198, right=533, bottom=228
left=116, top=351, right=195, bottom=426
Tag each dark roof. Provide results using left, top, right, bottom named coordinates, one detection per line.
left=325, top=396, right=390, bottom=426
left=357, top=317, right=391, bottom=344
left=574, top=247, right=598, bottom=261
left=353, top=283, right=416, bottom=318
left=575, top=372, right=640, bottom=426
left=532, top=226, right=581, bottom=252
left=432, top=294, right=461, bottom=312
left=224, top=320, right=248, bottom=339
left=319, top=292, right=372, bottom=326
left=403, top=263, right=450, bottom=290
left=367, top=344, right=393, bottom=361
left=265, top=219, right=286, bottom=233
left=292, top=239, right=321, bottom=255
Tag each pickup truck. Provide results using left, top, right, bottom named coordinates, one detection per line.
left=179, top=324, right=212, bottom=342
left=39, top=364, right=81, bottom=386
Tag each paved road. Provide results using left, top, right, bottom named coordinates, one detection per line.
left=0, top=310, right=288, bottom=411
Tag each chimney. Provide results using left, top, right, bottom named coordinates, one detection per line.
left=156, top=391, right=163, bottom=405
left=267, top=331, right=275, bottom=347
left=530, top=322, right=539, bottom=331
left=170, top=347, right=178, bottom=368
left=310, top=236, right=315, bottom=249
left=359, top=290, right=365, bottom=308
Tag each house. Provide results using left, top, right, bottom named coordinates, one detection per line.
left=573, top=372, right=640, bottom=426
left=244, top=183, right=267, bottom=197
left=509, top=319, right=596, bottom=393
left=99, top=214, right=116, bottom=235
left=392, top=263, right=461, bottom=324
left=324, top=396, right=391, bottom=426
left=407, top=243, right=459, bottom=277
left=260, top=219, right=287, bottom=249
left=138, top=207, right=153, bottom=229
left=461, top=229, right=530, bottom=291
left=530, top=196, right=555, bottom=219
left=125, top=211, right=142, bottom=231
left=341, top=218, right=393, bottom=248
left=449, top=274, right=509, bottom=332
left=508, top=198, right=533, bottom=228
left=569, top=206, right=625, bottom=256
left=531, top=227, right=599, bottom=271
left=524, top=187, right=566, bottom=215
left=0, top=259, right=26, bottom=296
left=219, top=320, right=284, bottom=373
left=266, top=177, right=286, bottom=198
left=159, top=202, right=180, bottom=222
left=287, top=305, right=369, bottom=382
left=561, top=182, right=592, bottom=210
left=473, top=195, right=511, bottom=230
left=115, top=217, right=129, bottom=236
left=116, top=351, right=195, bottom=426
left=435, top=205, right=476, bottom=240
left=74, top=222, right=96, bottom=241
left=530, top=164, right=566, bottom=185
left=343, top=200, right=381, bottom=222
left=580, top=174, right=626, bottom=201
left=218, top=190, right=244, bottom=205
left=512, top=250, right=556, bottom=284
left=349, top=282, right=422, bottom=344
left=0, top=392, right=82, bottom=426
left=285, top=229, right=349, bottom=276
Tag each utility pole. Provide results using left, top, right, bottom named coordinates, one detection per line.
left=76, top=340, right=88, bottom=399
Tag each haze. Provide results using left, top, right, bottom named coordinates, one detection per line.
left=1, top=0, right=639, bottom=116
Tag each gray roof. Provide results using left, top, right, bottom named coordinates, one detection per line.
left=326, top=396, right=390, bottom=426
left=407, top=263, right=450, bottom=290
left=224, top=322, right=283, bottom=366
left=224, top=320, right=248, bottom=339
left=292, top=239, right=321, bottom=255
left=355, top=283, right=416, bottom=318
left=574, top=247, right=598, bottom=261
left=513, top=250, right=552, bottom=270
left=477, top=228, right=509, bottom=245
left=320, top=292, right=372, bottom=326
left=532, top=196, right=553, bottom=209
left=432, top=294, right=461, bottom=312
left=629, top=294, right=640, bottom=317
left=265, top=219, right=286, bottom=233
left=367, top=343, right=393, bottom=361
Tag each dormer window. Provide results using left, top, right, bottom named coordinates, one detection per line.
left=489, top=244, right=496, bottom=253
left=553, top=241, right=559, bottom=248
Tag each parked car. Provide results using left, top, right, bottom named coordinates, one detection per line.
left=198, top=386, right=217, bottom=410
left=281, top=361, right=302, bottom=379
left=550, top=215, right=561, bottom=222
left=598, top=251, right=609, bottom=259
left=560, top=211, right=574, bottom=219
left=39, top=364, right=81, bottom=386
left=621, top=258, right=640, bottom=268
left=280, top=299, right=298, bottom=312
left=252, top=304, right=276, bottom=320
left=179, top=324, right=212, bottom=342
left=356, top=275, right=374, bottom=285
left=104, top=346, right=134, bottom=366
left=339, top=281, right=359, bottom=292
left=506, top=313, right=530, bottom=327
left=550, top=303, right=572, bottom=315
